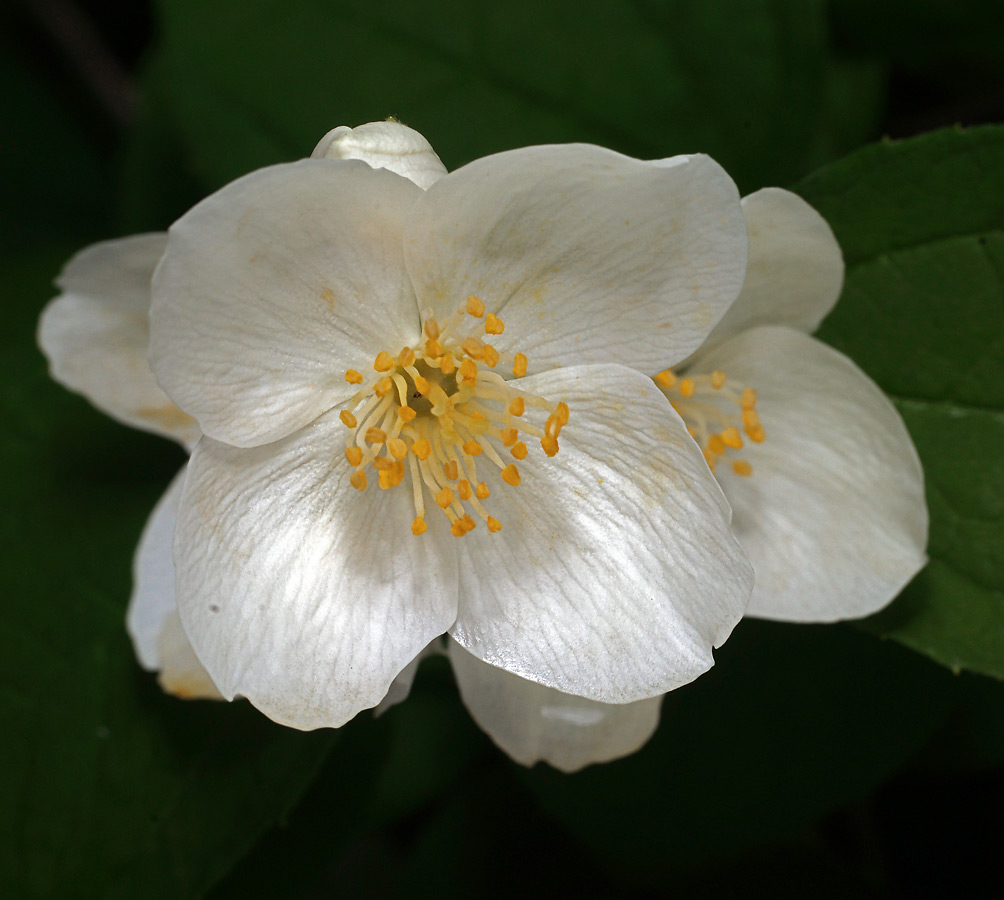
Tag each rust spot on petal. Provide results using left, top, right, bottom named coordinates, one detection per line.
left=135, top=403, right=199, bottom=432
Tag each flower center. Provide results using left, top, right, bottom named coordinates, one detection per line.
left=654, top=368, right=765, bottom=476
left=338, top=296, right=569, bottom=537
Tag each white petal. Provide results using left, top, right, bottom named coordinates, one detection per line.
left=690, top=326, right=928, bottom=621
left=38, top=234, right=200, bottom=447
left=696, top=188, right=844, bottom=353
left=372, top=639, right=442, bottom=717
left=448, top=641, right=661, bottom=772
left=175, top=410, right=460, bottom=730
left=312, top=121, right=447, bottom=190
left=126, top=469, right=221, bottom=699
left=404, top=146, right=747, bottom=373
left=150, top=160, right=423, bottom=448
left=449, top=364, right=752, bottom=703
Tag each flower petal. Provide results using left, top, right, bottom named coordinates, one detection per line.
left=38, top=234, right=200, bottom=447
left=150, top=160, right=424, bottom=448
left=448, top=640, right=661, bottom=772
left=690, top=326, right=928, bottom=621
left=696, top=188, right=844, bottom=353
left=175, top=410, right=460, bottom=730
left=449, top=363, right=752, bottom=703
left=126, top=468, right=221, bottom=699
left=312, top=121, right=447, bottom=190
left=404, top=145, right=747, bottom=373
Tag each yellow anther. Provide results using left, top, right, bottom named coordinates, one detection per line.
left=424, top=319, right=441, bottom=340
left=500, top=427, right=518, bottom=447
left=374, top=377, right=393, bottom=397
left=721, top=426, right=743, bottom=449
left=436, top=486, right=453, bottom=508
left=555, top=402, right=570, bottom=427
left=388, top=438, right=408, bottom=460
left=462, top=337, right=486, bottom=360
left=413, top=375, right=431, bottom=395
left=373, top=351, right=394, bottom=372
left=655, top=369, right=677, bottom=388
left=443, top=460, right=459, bottom=481
left=411, top=516, right=427, bottom=536
left=711, top=370, right=727, bottom=389
left=397, top=406, right=417, bottom=423
left=483, top=345, right=500, bottom=367
left=484, top=313, right=505, bottom=334
left=513, top=353, right=528, bottom=377
left=459, top=358, right=478, bottom=382
left=741, top=387, right=757, bottom=409
left=412, top=439, right=432, bottom=460
left=458, top=479, right=472, bottom=500
left=339, top=410, right=357, bottom=428
left=460, top=513, right=476, bottom=533
left=450, top=519, right=467, bottom=537
left=541, top=435, right=559, bottom=457
left=345, top=369, right=363, bottom=385
left=732, top=460, right=753, bottom=477
left=371, top=456, right=394, bottom=471
left=747, top=425, right=766, bottom=444
left=425, top=338, right=443, bottom=359
left=365, top=427, right=387, bottom=444
left=462, top=440, right=483, bottom=457
left=708, top=434, right=726, bottom=455
left=466, top=295, right=485, bottom=317
left=511, top=442, right=528, bottom=460
left=486, top=517, right=502, bottom=533
left=545, top=416, right=560, bottom=439
left=475, top=482, right=490, bottom=500
left=350, top=469, right=367, bottom=491
left=377, top=467, right=394, bottom=490
left=398, top=347, right=416, bottom=368
left=742, top=408, right=761, bottom=430
left=345, top=446, right=363, bottom=466
left=508, top=397, right=525, bottom=417
left=501, top=464, right=521, bottom=486
left=440, top=354, right=456, bottom=375
left=679, top=378, right=695, bottom=399
left=378, top=461, right=405, bottom=489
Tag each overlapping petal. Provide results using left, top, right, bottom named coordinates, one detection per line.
left=126, top=469, right=221, bottom=699
left=689, top=325, right=928, bottom=621
left=450, top=364, right=752, bottom=702
left=175, top=410, right=460, bottom=729
left=404, top=145, right=747, bottom=374
left=38, top=234, right=200, bottom=447
left=449, top=641, right=661, bottom=772
left=697, top=188, right=844, bottom=353
left=313, top=121, right=448, bottom=189
left=150, top=159, right=424, bottom=448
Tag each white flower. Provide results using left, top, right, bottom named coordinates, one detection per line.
left=143, top=121, right=754, bottom=732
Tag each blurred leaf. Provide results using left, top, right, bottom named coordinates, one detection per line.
left=151, top=0, right=882, bottom=193
left=519, top=620, right=954, bottom=888
left=796, top=126, right=1004, bottom=678
left=0, top=250, right=336, bottom=900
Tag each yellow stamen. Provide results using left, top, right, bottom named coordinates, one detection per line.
left=741, top=387, right=757, bottom=410
left=339, top=410, right=357, bottom=428
left=541, top=435, right=559, bottom=457
left=510, top=442, right=528, bottom=460
left=365, top=427, right=387, bottom=444
left=413, top=375, right=431, bottom=395
left=443, top=460, right=460, bottom=481
left=679, top=378, right=695, bottom=399
left=350, top=469, right=367, bottom=491
left=466, top=295, right=485, bottom=317
left=462, top=441, right=483, bottom=457
left=397, top=406, right=417, bottom=423
left=711, top=370, right=726, bottom=389
left=486, top=517, right=502, bottom=533
left=345, top=446, right=363, bottom=466
left=411, top=516, right=427, bottom=535
left=388, top=438, right=408, bottom=460
left=483, top=345, right=500, bottom=367
left=501, top=464, right=521, bottom=486
left=476, top=482, right=490, bottom=500
left=412, top=439, right=432, bottom=460
left=375, top=377, right=393, bottom=398
left=500, top=427, right=518, bottom=447
left=345, top=369, right=363, bottom=385
left=484, top=313, right=504, bottom=334
left=721, top=426, right=743, bottom=449
left=508, top=397, right=525, bottom=417
left=436, top=487, right=453, bottom=508
left=732, top=460, right=753, bottom=477
left=458, top=479, right=472, bottom=500
left=655, top=369, right=677, bottom=388
left=424, top=319, right=440, bottom=340
left=513, top=353, right=528, bottom=377
left=374, top=351, right=394, bottom=372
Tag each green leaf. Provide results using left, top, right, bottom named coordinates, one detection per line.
left=152, top=0, right=881, bottom=193
left=795, top=125, right=1004, bottom=678
left=519, top=620, right=955, bottom=886
left=0, top=250, right=336, bottom=900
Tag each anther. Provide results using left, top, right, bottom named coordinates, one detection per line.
left=443, top=460, right=459, bottom=481
left=458, top=480, right=472, bottom=500
left=486, top=517, right=502, bottom=533
left=484, top=313, right=504, bottom=334
left=541, top=435, right=559, bottom=457
left=475, top=482, right=490, bottom=500
left=513, top=353, right=528, bottom=378
left=436, top=487, right=453, bottom=508
left=721, top=426, right=743, bottom=449
left=412, top=516, right=427, bottom=535
left=424, top=319, right=440, bottom=340
left=373, top=351, right=394, bottom=372
left=501, top=464, right=521, bottom=486
left=365, top=427, right=387, bottom=444
left=508, top=397, right=525, bottom=417
left=483, top=345, right=500, bottom=367
left=388, top=438, right=408, bottom=460
left=345, top=369, right=363, bottom=385
left=679, top=378, right=695, bottom=399
left=339, top=411, right=357, bottom=428
left=350, top=469, right=367, bottom=491
left=374, top=377, right=393, bottom=397
left=413, top=375, right=431, bottom=395
left=459, top=358, right=478, bottom=382
left=412, top=439, right=432, bottom=460
left=462, top=337, right=486, bottom=360
left=500, top=427, right=518, bottom=447
left=345, top=446, right=363, bottom=466
left=511, top=442, right=528, bottom=460
left=732, top=460, right=753, bottom=477
left=398, top=347, right=416, bottom=367
left=397, top=406, right=417, bottom=423
left=741, top=388, right=757, bottom=409
left=708, top=434, right=726, bottom=455
left=655, top=369, right=677, bottom=388
left=462, top=441, right=483, bottom=457
left=711, top=370, right=727, bottom=389
left=466, top=295, right=485, bottom=317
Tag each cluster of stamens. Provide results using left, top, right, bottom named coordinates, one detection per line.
left=654, top=368, right=765, bottom=476
left=339, top=295, right=569, bottom=537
